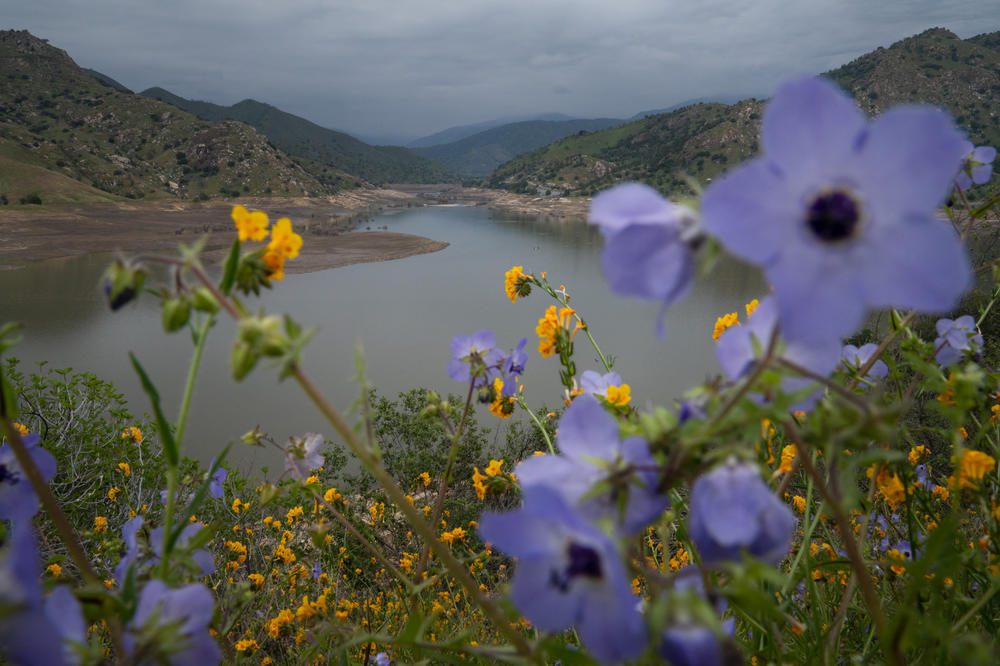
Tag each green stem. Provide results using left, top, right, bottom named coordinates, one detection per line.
left=159, top=465, right=177, bottom=579
left=518, top=395, right=555, bottom=454
left=175, top=315, right=214, bottom=448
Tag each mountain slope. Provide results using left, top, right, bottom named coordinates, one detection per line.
left=489, top=28, right=1000, bottom=197
left=0, top=30, right=345, bottom=202
left=407, top=113, right=577, bottom=148
left=413, top=118, right=625, bottom=177
left=140, top=89, right=452, bottom=184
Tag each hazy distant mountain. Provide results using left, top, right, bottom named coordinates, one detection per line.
left=140, top=88, right=451, bottom=185
left=490, top=27, right=1000, bottom=197
left=0, top=30, right=346, bottom=204
left=628, top=95, right=747, bottom=121
left=414, top=118, right=625, bottom=177
left=407, top=113, right=576, bottom=149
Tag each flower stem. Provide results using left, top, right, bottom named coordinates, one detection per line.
left=518, top=395, right=555, bottom=454
left=174, top=314, right=214, bottom=448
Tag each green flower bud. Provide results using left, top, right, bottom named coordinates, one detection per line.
left=231, top=342, right=259, bottom=382
left=161, top=296, right=191, bottom=333
left=191, top=287, right=220, bottom=314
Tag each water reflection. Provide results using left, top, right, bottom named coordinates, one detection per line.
left=0, top=206, right=765, bottom=475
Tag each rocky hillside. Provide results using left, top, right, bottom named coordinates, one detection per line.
left=489, top=28, right=1000, bottom=197
left=139, top=88, right=453, bottom=185
left=0, top=30, right=359, bottom=204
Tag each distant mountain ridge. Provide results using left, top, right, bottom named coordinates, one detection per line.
left=407, top=113, right=577, bottom=148
left=413, top=117, right=625, bottom=177
left=139, top=87, right=452, bottom=185
left=489, top=27, right=1000, bottom=197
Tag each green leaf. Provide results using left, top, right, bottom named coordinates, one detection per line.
left=397, top=608, right=430, bottom=644
left=129, top=353, right=178, bottom=466
left=219, top=238, right=241, bottom=295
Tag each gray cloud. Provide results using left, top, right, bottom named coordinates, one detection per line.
left=5, top=0, right=998, bottom=141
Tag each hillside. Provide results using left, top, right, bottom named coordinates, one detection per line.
left=412, top=117, right=624, bottom=177
left=0, top=30, right=349, bottom=203
left=140, top=88, right=452, bottom=185
left=407, top=113, right=576, bottom=148
left=489, top=28, right=1000, bottom=197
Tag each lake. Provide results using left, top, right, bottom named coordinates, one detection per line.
left=0, top=204, right=765, bottom=475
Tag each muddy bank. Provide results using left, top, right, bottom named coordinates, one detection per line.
left=0, top=185, right=588, bottom=270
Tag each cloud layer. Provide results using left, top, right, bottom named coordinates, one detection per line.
left=7, top=0, right=998, bottom=141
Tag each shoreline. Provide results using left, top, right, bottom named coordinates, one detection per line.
left=0, top=186, right=589, bottom=271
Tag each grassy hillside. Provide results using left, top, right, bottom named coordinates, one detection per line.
left=413, top=118, right=625, bottom=177
left=140, top=89, right=453, bottom=185
left=490, top=28, right=1000, bottom=197
left=0, top=30, right=352, bottom=204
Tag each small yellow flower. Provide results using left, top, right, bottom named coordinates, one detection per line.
left=485, top=459, right=504, bottom=477
left=605, top=383, right=631, bottom=407
left=235, top=639, right=259, bottom=653
left=121, top=427, right=143, bottom=443
left=304, top=475, right=319, bottom=485
left=108, top=487, right=121, bottom=503
left=12, top=422, right=29, bottom=436
left=745, top=299, right=759, bottom=317
left=712, top=312, right=739, bottom=341
left=792, top=496, right=807, bottom=513
left=248, top=573, right=265, bottom=588
left=103, top=579, right=114, bottom=589
left=94, top=516, right=108, bottom=533
left=232, top=205, right=269, bottom=242
left=536, top=305, right=578, bottom=357
left=268, top=217, right=302, bottom=260
left=950, top=449, right=996, bottom=490
left=778, top=444, right=798, bottom=473
left=472, top=467, right=488, bottom=501
left=46, top=563, right=62, bottom=577
left=118, top=462, right=131, bottom=477
left=418, top=472, right=431, bottom=487
left=908, top=445, right=928, bottom=466
left=504, top=265, right=532, bottom=302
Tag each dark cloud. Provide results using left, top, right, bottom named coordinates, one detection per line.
left=6, top=0, right=998, bottom=141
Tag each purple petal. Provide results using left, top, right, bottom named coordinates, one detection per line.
left=589, top=182, right=679, bottom=235
left=601, top=223, right=693, bottom=301
left=556, top=395, right=621, bottom=461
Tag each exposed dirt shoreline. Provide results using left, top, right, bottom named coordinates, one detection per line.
left=0, top=186, right=589, bottom=272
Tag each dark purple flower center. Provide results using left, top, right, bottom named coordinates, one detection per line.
left=805, top=189, right=861, bottom=243
left=550, top=542, right=604, bottom=591
left=0, top=463, right=18, bottom=485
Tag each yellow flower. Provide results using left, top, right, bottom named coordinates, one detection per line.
left=103, top=579, right=114, bottom=589
left=262, top=249, right=287, bottom=281
left=536, top=305, right=578, bottom=357
left=248, top=573, right=265, bottom=588
left=950, top=449, right=996, bottom=490
left=108, top=487, right=121, bottom=503
left=472, top=467, right=488, bottom=501
left=94, top=516, right=108, bottom=532
left=959, top=427, right=969, bottom=439
left=792, top=496, right=807, bottom=513
left=268, top=217, right=302, bottom=260
left=46, top=563, right=62, bottom=577
left=745, top=299, right=759, bottom=317
left=235, top=639, right=259, bottom=653
left=304, top=475, right=319, bottom=485
left=121, top=426, right=143, bottom=443
left=286, top=506, right=305, bottom=523
left=887, top=548, right=907, bottom=575
left=485, top=459, right=504, bottom=477
left=418, top=472, right=431, bottom=487
left=605, top=383, right=631, bottom=407
left=868, top=466, right=906, bottom=508
left=488, top=377, right=515, bottom=419
left=232, top=205, right=270, bottom=242
left=118, top=462, right=131, bottom=477
left=908, top=445, right=928, bottom=466
left=712, top=311, right=739, bottom=341
left=504, top=265, right=532, bottom=302
left=778, top=444, right=798, bottom=473
left=12, top=422, right=29, bottom=436
left=261, top=658, right=273, bottom=666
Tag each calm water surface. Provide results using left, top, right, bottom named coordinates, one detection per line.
left=0, top=205, right=765, bottom=475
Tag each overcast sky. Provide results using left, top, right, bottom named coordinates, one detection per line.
left=5, top=0, right=999, bottom=143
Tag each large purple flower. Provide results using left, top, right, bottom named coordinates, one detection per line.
left=515, top=394, right=667, bottom=535
left=589, top=182, right=696, bottom=334
left=934, top=315, right=983, bottom=367
left=125, top=580, right=220, bottom=665
left=715, top=297, right=841, bottom=411
left=688, top=460, right=796, bottom=566
left=702, top=76, right=970, bottom=344
left=954, top=142, right=996, bottom=191
left=115, top=515, right=145, bottom=584
left=479, top=485, right=646, bottom=663
left=0, top=433, right=56, bottom=523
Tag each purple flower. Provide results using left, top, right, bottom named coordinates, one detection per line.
left=715, top=297, right=841, bottom=411
left=447, top=330, right=504, bottom=388
left=151, top=523, right=215, bottom=577
left=208, top=458, right=227, bottom=499
left=311, top=561, right=322, bottom=581
left=589, top=182, right=697, bottom=335
left=370, top=653, right=391, bottom=666
left=841, top=343, right=888, bottom=383
left=478, top=485, right=647, bottom=663
left=501, top=337, right=528, bottom=397
left=579, top=370, right=624, bottom=398
left=0, top=433, right=56, bottom=523
left=934, top=315, right=983, bottom=367
left=660, top=625, right=724, bottom=666
left=688, top=459, right=796, bottom=566
left=0, top=527, right=86, bottom=666
left=702, top=76, right=970, bottom=344
left=115, top=515, right=145, bottom=584
left=126, top=580, right=221, bottom=665
left=284, top=432, right=324, bottom=478
left=955, top=142, right=996, bottom=191
left=515, top=395, right=668, bottom=535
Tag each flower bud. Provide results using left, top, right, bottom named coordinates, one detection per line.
left=231, top=342, right=259, bottom=382
left=191, top=287, right=220, bottom=314
left=161, top=296, right=191, bottom=333
left=102, top=259, right=146, bottom=311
